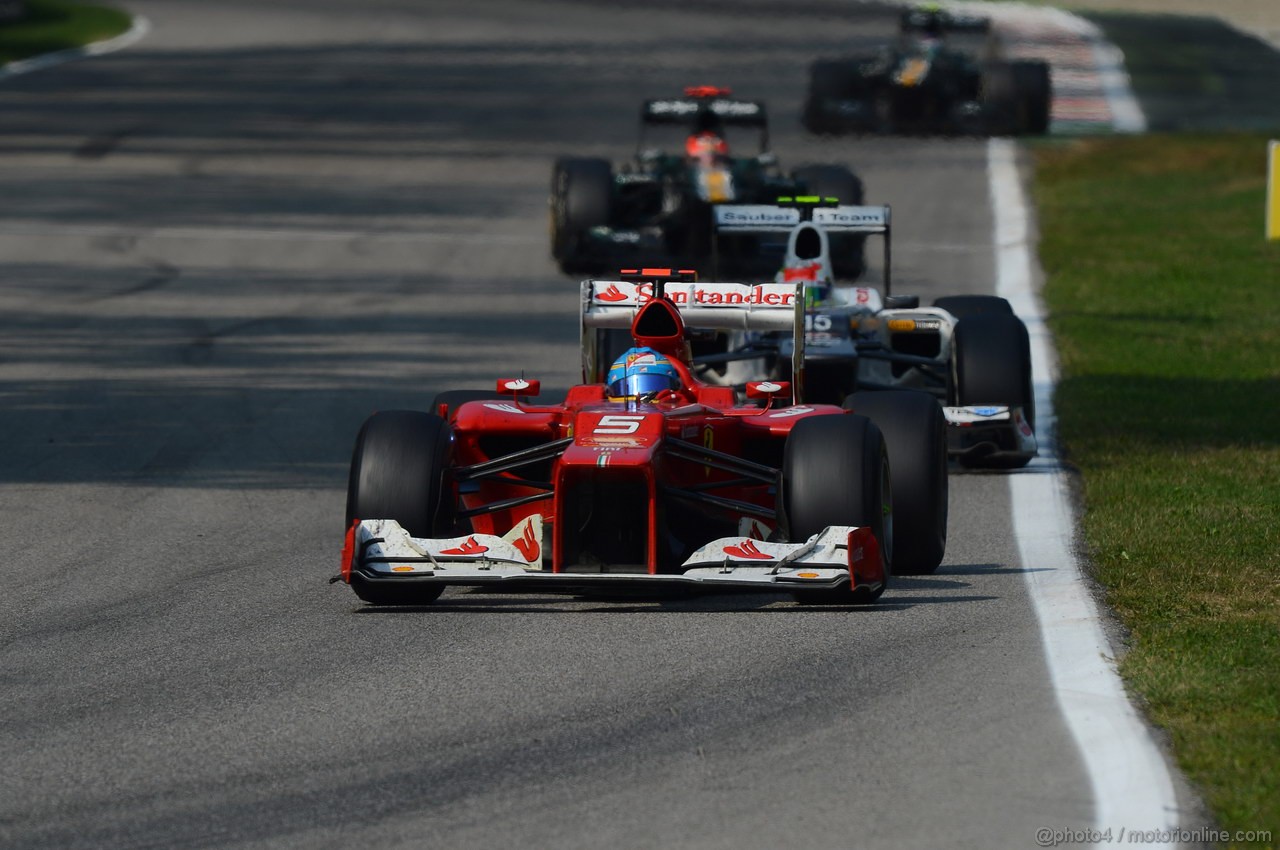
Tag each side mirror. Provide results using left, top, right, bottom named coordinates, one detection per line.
left=496, top=378, right=540, bottom=397
left=883, top=295, right=919, bottom=309
left=746, top=380, right=790, bottom=400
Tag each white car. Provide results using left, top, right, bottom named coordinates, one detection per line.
left=710, top=201, right=1037, bottom=468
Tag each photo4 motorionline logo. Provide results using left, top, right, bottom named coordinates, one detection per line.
left=1035, top=827, right=1271, bottom=847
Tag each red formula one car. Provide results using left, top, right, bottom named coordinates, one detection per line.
left=337, top=270, right=947, bottom=607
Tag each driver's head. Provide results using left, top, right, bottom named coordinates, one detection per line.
left=607, top=347, right=682, bottom=401
left=685, top=130, right=728, bottom=163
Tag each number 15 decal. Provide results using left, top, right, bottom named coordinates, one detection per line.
left=595, top=414, right=645, bottom=434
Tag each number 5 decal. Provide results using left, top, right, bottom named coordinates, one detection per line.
left=595, top=414, right=645, bottom=434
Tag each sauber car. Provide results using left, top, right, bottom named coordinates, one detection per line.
left=550, top=86, right=865, bottom=277
left=709, top=199, right=1037, bottom=468
left=338, top=271, right=949, bottom=607
left=802, top=5, right=1051, bottom=136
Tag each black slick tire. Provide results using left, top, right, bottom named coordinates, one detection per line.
left=843, top=391, right=948, bottom=574
left=1012, top=61, right=1051, bottom=135
left=782, top=414, right=891, bottom=603
left=980, top=62, right=1018, bottom=134
left=803, top=60, right=857, bottom=134
left=550, top=158, right=612, bottom=274
left=345, top=410, right=452, bottom=605
left=951, top=312, right=1034, bottom=469
left=933, top=294, right=1013, bottom=321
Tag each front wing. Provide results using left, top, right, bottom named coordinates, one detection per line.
left=341, top=518, right=884, bottom=595
left=943, top=404, right=1037, bottom=464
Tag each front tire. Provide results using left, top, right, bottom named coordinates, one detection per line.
left=844, top=391, right=948, bottom=574
left=952, top=312, right=1035, bottom=469
left=803, top=60, right=858, bottom=134
left=345, top=410, right=453, bottom=604
left=783, top=414, right=891, bottom=603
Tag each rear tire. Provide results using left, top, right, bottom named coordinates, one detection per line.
left=982, top=61, right=1051, bottom=135
left=803, top=60, right=858, bottom=134
left=791, top=164, right=867, bottom=279
left=933, top=294, right=1013, bottom=321
left=843, top=391, right=948, bottom=574
left=952, top=312, right=1034, bottom=469
left=783, top=414, right=891, bottom=603
left=345, top=410, right=452, bottom=604
left=980, top=62, right=1018, bottom=135
left=1012, top=61, right=1052, bottom=134
left=550, top=158, right=612, bottom=274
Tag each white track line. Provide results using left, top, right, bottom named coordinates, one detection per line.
left=0, top=13, right=151, bottom=81
left=989, top=137, right=1179, bottom=841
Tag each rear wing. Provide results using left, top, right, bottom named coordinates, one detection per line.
left=712, top=203, right=894, bottom=293
left=640, top=97, right=768, bottom=127
left=899, top=8, right=990, bottom=33
left=639, top=87, right=770, bottom=155
left=580, top=275, right=806, bottom=403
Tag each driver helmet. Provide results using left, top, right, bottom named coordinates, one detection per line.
left=780, top=261, right=830, bottom=307
left=804, top=281, right=831, bottom=308
left=607, top=347, right=682, bottom=401
left=685, top=130, right=729, bottom=163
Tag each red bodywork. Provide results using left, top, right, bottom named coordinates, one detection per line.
left=442, top=296, right=846, bottom=576
left=449, top=385, right=843, bottom=575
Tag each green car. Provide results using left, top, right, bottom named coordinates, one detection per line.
left=550, top=86, right=866, bottom=278
left=802, top=6, right=1051, bottom=136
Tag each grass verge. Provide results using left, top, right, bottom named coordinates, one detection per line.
left=0, top=0, right=130, bottom=66
left=1035, top=134, right=1279, bottom=847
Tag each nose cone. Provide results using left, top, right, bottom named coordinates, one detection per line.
left=780, top=223, right=833, bottom=284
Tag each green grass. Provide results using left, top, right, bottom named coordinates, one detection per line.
left=1035, top=134, right=1280, bottom=847
left=0, top=0, right=130, bottom=65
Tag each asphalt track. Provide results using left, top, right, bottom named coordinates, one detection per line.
left=0, top=2, right=1203, bottom=847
